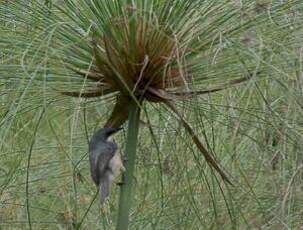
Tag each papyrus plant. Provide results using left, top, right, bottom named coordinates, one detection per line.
left=1, top=0, right=301, bottom=228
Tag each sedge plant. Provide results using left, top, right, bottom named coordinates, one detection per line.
left=0, top=0, right=302, bottom=229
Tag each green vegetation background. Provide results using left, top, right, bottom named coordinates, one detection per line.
left=0, top=0, right=302, bottom=229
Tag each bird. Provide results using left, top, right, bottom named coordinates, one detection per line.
left=89, top=127, right=125, bottom=204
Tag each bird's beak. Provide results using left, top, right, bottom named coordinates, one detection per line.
left=112, top=127, right=123, bottom=134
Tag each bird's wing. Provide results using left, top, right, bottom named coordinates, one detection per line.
left=92, top=143, right=117, bottom=185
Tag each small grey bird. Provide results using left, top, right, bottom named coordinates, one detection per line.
left=89, top=127, right=125, bottom=204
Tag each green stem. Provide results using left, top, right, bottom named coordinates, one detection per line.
left=116, top=101, right=141, bottom=230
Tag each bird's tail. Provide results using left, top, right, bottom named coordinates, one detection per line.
left=100, top=175, right=110, bottom=205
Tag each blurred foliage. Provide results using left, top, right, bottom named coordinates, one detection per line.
left=0, top=0, right=302, bottom=229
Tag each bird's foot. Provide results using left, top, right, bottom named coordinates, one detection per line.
left=123, top=157, right=128, bottom=163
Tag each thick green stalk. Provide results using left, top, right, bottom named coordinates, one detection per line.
left=116, top=101, right=141, bottom=230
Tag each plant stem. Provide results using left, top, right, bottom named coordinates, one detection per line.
left=116, top=101, right=141, bottom=230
